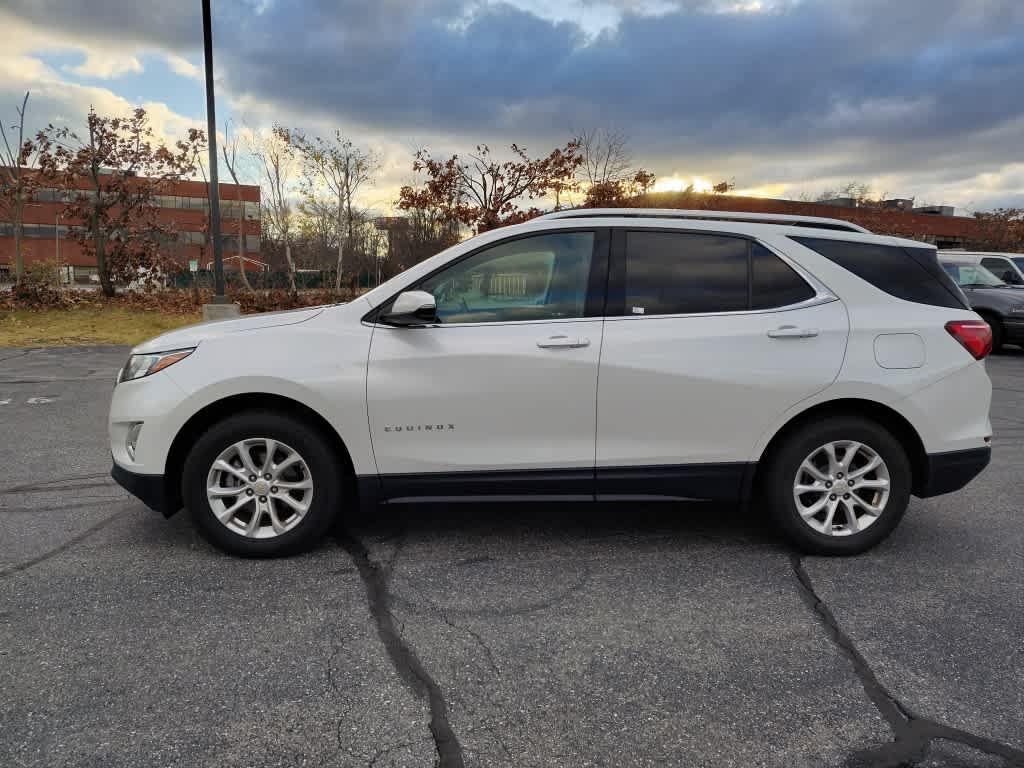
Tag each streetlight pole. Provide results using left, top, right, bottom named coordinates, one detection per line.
left=201, top=0, right=227, bottom=304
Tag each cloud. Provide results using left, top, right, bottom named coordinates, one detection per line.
left=165, top=54, right=202, bottom=81
left=67, top=52, right=144, bottom=79
left=1, top=0, right=1023, bottom=209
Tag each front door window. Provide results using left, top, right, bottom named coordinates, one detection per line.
left=416, top=232, right=595, bottom=324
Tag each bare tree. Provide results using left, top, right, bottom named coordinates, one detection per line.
left=296, top=194, right=338, bottom=270
left=249, top=125, right=298, bottom=295
left=290, top=130, right=377, bottom=291
left=575, top=127, right=633, bottom=187
left=0, top=92, right=41, bottom=284
left=221, top=122, right=252, bottom=291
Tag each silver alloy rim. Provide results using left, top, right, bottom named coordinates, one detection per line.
left=206, top=438, right=314, bottom=539
left=792, top=441, right=890, bottom=537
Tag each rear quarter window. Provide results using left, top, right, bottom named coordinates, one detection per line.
left=790, top=237, right=969, bottom=310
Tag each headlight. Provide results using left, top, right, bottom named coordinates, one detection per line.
left=118, top=348, right=194, bottom=383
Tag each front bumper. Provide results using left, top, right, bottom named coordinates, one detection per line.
left=111, top=462, right=178, bottom=517
left=915, top=446, right=991, bottom=498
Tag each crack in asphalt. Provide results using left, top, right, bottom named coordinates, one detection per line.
left=790, top=555, right=1024, bottom=768
left=0, top=349, right=33, bottom=366
left=337, top=529, right=465, bottom=768
left=417, top=592, right=501, bottom=676
left=0, top=472, right=113, bottom=496
left=0, top=497, right=127, bottom=515
left=0, top=509, right=128, bottom=578
left=368, top=739, right=421, bottom=767
left=0, top=377, right=108, bottom=384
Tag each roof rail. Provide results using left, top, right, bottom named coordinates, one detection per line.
left=537, top=208, right=872, bottom=234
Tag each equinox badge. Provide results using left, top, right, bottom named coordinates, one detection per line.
left=383, top=424, right=456, bottom=433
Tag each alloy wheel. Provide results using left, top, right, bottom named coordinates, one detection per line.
left=792, top=440, right=890, bottom=536
left=206, top=438, right=314, bottom=539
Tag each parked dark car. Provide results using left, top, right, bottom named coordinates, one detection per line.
left=941, top=261, right=1024, bottom=351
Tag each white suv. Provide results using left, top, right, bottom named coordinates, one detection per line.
left=108, top=210, right=993, bottom=557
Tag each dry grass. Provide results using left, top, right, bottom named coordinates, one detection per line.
left=0, top=305, right=202, bottom=347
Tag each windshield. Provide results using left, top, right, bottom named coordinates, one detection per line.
left=1014, top=258, right=1024, bottom=274
left=941, top=262, right=1009, bottom=288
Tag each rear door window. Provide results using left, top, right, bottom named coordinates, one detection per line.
left=624, top=231, right=748, bottom=315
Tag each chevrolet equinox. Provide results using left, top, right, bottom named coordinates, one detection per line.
left=109, top=210, right=993, bottom=557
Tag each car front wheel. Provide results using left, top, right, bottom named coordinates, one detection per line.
left=182, top=410, right=343, bottom=557
left=764, top=417, right=911, bottom=555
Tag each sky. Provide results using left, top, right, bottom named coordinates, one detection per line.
left=1, top=0, right=1023, bottom=214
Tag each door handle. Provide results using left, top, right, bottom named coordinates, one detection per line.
left=537, top=335, right=591, bottom=349
left=767, top=326, right=819, bottom=339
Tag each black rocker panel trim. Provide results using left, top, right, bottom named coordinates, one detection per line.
left=367, top=463, right=754, bottom=505
left=379, top=467, right=594, bottom=500
left=595, top=463, right=751, bottom=502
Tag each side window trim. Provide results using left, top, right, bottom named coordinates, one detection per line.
left=605, top=227, right=834, bottom=320
left=363, top=227, right=609, bottom=326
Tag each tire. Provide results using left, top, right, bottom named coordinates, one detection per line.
left=762, top=416, right=912, bottom=556
left=182, top=410, right=344, bottom=557
left=979, top=313, right=1005, bottom=354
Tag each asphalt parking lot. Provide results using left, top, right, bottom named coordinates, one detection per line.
left=1, top=345, right=1022, bottom=768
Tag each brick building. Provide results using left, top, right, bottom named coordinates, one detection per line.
left=649, top=192, right=982, bottom=249
left=0, top=174, right=260, bottom=282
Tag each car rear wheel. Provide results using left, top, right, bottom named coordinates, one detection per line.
left=764, top=417, right=911, bottom=555
left=182, top=410, right=343, bottom=557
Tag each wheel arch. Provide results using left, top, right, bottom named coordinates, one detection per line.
left=752, top=398, right=929, bottom=498
left=164, top=392, right=358, bottom=515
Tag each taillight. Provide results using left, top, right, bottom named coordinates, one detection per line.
left=945, top=320, right=992, bottom=360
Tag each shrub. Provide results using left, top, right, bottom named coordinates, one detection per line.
left=2, top=280, right=360, bottom=315
left=8, top=260, right=72, bottom=308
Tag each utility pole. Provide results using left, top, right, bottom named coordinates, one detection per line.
left=200, top=0, right=238, bottom=318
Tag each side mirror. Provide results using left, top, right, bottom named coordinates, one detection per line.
left=380, top=290, right=438, bottom=326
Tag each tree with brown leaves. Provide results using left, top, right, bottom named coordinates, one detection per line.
left=583, top=168, right=658, bottom=207
left=398, top=141, right=583, bottom=233
left=37, top=107, right=202, bottom=297
left=970, top=208, right=1024, bottom=252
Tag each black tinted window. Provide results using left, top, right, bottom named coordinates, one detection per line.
left=791, top=237, right=969, bottom=310
left=625, top=231, right=747, bottom=315
left=751, top=243, right=815, bottom=309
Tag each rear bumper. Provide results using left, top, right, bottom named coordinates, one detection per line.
left=915, top=446, right=991, bottom=498
left=111, top=462, right=178, bottom=517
